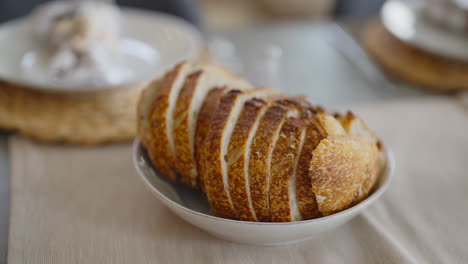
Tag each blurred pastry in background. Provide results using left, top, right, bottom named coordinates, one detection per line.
left=31, top=0, right=131, bottom=87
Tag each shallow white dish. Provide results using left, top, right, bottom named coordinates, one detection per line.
left=132, top=138, right=395, bottom=246
left=382, top=0, right=468, bottom=61
left=0, top=8, right=202, bottom=92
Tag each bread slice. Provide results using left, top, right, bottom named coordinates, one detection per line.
left=146, top=62, right=202, bottom=180
left=309, top=135, right=375, bottom=216
left=226, top=96, right=276, bottom=221
left=195, top=87, right=231, bottom=192
left=336, top=111, right=382, bottom=202
left=173, top=66, right=252, bottom=188
left=248, top=100, right=300, bottom=222
left=269, top=117, right=306, bottom=222
left=204, top=88, right=279, bottom=219
left=137, top=78, right=162, bottom=146
left=295, top=111, right=347, bottom=219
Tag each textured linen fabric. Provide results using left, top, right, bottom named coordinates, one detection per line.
left=7, top=98, right=468, bottom=264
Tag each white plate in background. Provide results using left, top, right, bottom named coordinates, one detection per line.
left=0, top=8, right=203, bottom=92
left=382, top=0, right=468, bottom=61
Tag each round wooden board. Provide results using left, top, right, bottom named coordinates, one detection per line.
left=362, top=20, right=468, bottom=92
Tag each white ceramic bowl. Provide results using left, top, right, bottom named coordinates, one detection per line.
left=132, top=138, right=394, bottom=246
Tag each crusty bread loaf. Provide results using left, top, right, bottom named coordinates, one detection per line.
left=173, top=66, right=252, bottom=188
left=138, top=62, right=385, bottom=222
left=249, top=100, right=300, bottom=222
left=269, top=117, right=306, bottom=222
left=204, top=88, right=279, bottom=219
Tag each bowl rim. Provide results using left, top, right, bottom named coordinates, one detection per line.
left=132, top=137, right=395, bottom=226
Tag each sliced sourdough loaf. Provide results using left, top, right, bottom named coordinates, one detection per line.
left=204, top=88, right=279, bottom=219
left=196, top=87, right=231, bottom=192
left=309, top=135, right=375, bottom=216
left=146, top=63, right=202, bottom=180
left=173, top=66, right=252, bottom=188
left=269, top=117, right=306, bottom=222
left=226, top=96, right=280, bottom=221
left=249, top=100, right=300, bottom=222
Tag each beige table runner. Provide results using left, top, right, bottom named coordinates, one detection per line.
left=8, top=98, right=468, bottom=264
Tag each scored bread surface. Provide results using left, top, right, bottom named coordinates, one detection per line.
left=204, top=88, right=279, bottom=219
left=248, top=100, right=300, bottom=222
left=173, top=66, right=252, bottom=188
left=226, top=97, right=270, bottom=221
left=195, top=87, right=231, bottom=192
left=269, top=117, right=306, bottom=222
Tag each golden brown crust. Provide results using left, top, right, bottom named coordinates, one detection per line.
left=227, top=98, right=269, bottom=221
left=309, top=135, right=372, bottom=216
left=269, top=118, right=305, bottom=222
left=295, top=121, right=322, bottom=219
left=359, top=141, right=380, bottom=202
left=172, top=65, right=253, bottom=188
left=173, top=71, right=203, bottom=187
left=336, top=111, right=382, bottom=202
left=295, top=112, right=346, bottom=219
left=147, top=64, right=187, bottom=180
left=195, top=87, right=230, bottom=192
left=137, top=79, right=162, bottom=146
left=249, top=101, right=299, bottom=222
left=205, top=88, right=278, bottom=219
left=205, top=90, right=244, bottom=219
left=137, top=62, right=386, bottom=221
